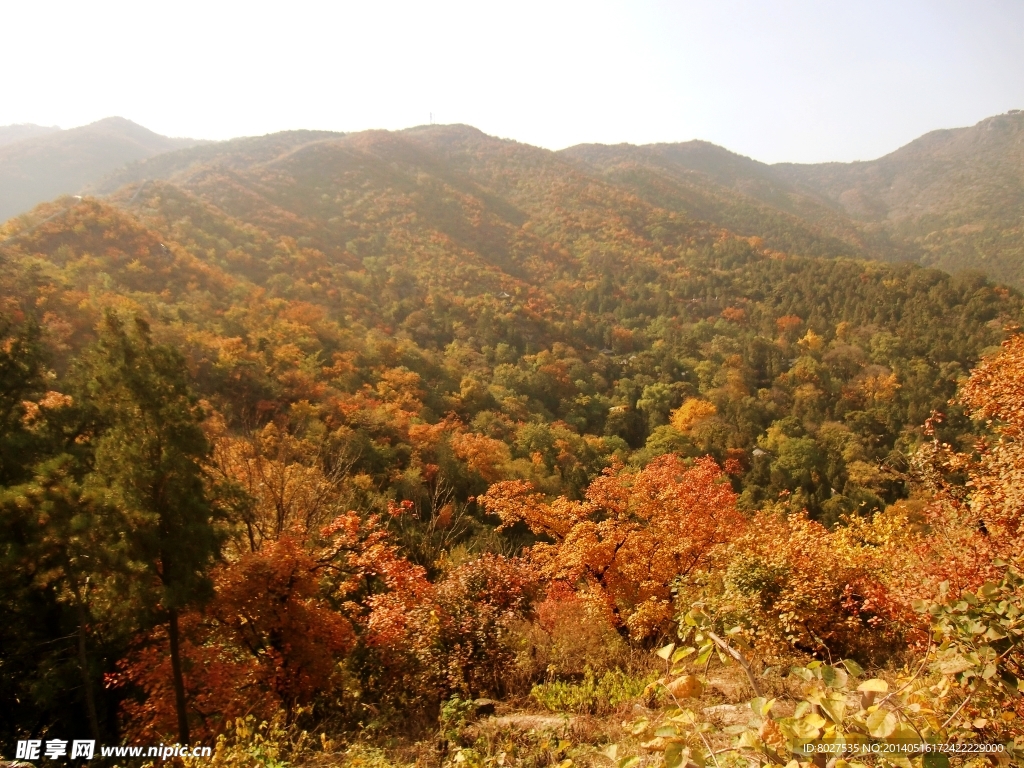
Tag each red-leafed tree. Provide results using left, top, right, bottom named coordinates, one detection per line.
left=480, top=454, right=744, bottom=640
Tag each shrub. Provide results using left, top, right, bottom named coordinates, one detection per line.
left=432, top=553, right=543, bottom=697
left=674, top=505, right=913, bottom=664
left=363, top=553, right=541, bottom=708
left=531, top=668, right=654, bottom=714
left=182, top=713, right=311, bottom=768
left=504, top=587, right=631, bottom=690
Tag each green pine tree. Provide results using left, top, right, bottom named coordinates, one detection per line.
left=82, top=311, right=219, bottom=744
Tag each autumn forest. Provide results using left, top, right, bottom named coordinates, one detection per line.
left=2, top=120, right=1024, bottom=766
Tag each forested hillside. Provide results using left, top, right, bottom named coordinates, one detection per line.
left=777, top=111, right=1024, bottom=284
left=561, top=140, right=867, bottom=260
left=9, top=125, right=1019, bottom=517
left=564, top=111, right=1024, bottom=287
left=6, top=110, right=1023, bottom=284
left=2, top=123, right=1023, bottom=765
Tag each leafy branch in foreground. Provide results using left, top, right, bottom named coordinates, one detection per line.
left=623, top=575, right=1024, bottom=768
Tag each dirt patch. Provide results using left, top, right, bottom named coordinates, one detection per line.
left=485, top=713, right=576, bottom=732
left=702, top=703, right=758, bottom=727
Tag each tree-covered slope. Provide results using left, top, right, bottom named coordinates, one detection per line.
left=560, top=140, right=867, bottom=259
left=4, top=123, right=1024, bottom=750
left=563, top=111, right=1024, bottom=287
left=777, top=111, right=1024, bottom=284
left=2, top=122, right=1021, bottom=523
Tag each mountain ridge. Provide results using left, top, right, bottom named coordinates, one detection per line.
left=0, top=116, right=205, bottom=222
left=563, top=111, right=1024, bottom=284
left=3, top=111, right=1023, bottom=284
left=0, top=123, right=61, bottom=147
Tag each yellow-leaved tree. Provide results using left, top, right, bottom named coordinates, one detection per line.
left=669, top=398, right=718, bottom=433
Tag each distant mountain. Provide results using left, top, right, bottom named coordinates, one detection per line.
left=559, top=140, right=867, bottom=260
left=16, top=111, right=1022, bottom=286
left=94, top=129, right=345, bottom=194
left=96, top=123, right=732, bottom=282
left=0, top=117, right=204, bottom=222
left=776, top=111, right=1024, bottom=282
left=562, top=111, right=1024, bottom=286
left=0, top=124, right=61, bottom=147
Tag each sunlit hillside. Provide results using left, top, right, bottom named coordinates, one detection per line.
left=566, top=111, right=1024, bottom=287
left=1, top=122, right=1023, bottom=765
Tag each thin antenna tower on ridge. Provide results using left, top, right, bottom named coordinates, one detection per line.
left=430, top=112, right=434, bottom=125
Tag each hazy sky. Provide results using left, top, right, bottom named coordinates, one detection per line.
left=3, top=0, right=1022, bottom=163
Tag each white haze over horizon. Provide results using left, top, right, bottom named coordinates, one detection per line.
left=2, top=0, right=1023, bottom=164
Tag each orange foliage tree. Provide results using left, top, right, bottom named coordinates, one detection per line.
left=909, top=333, right=1024, bottom=733
left=480, top=455, right=743, bottom=640
left=364, top=553, right=541, bottom=703
left=117, top=509, right=429, bottom=740
left=882, top=334, right=1024, bottom=608
left=956, top=333, right=1024, bottom=553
